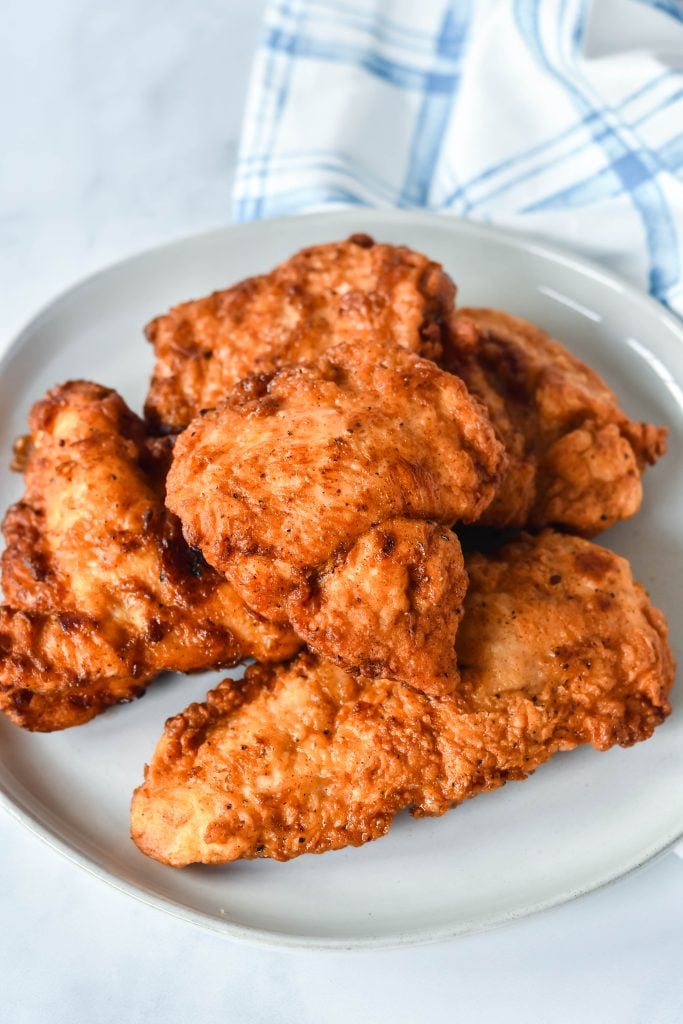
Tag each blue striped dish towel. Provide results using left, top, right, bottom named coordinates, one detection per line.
left=233, top=0, right=683, bottom=316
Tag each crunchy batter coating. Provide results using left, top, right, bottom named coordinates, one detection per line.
left=287, top=518, right=467, bottom=688
left=443, top=308, right=667, bottom=534
left=167, top=340, right=505, bottom=693
left=0, top=382, right=299, bottom=731
left=144, top=234, right=457, bottom=432
left=131, top=531, right=674, bottom=866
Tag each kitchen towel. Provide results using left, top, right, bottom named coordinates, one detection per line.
left=233, top=0, right=683, bottom=314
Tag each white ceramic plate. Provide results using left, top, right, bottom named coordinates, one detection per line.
left=0, top=210, right=682, bottom=951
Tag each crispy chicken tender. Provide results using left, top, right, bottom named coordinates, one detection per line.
left=167, top=340, right=505, bottom=693
left=144, top=234, right=457, bottom=432
left=130, top=531, right=674, bottom=866
left=0, top=382, right=299, bottom=731
left=287, top=518, right=468, bottom=688
left=443, top=309, right=667, bottom=534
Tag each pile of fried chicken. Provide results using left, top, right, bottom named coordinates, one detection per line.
left=0, top=233, right=674, bottom=869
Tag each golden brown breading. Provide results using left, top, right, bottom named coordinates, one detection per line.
left=166, top=340, right=505, bottom=693
left=130, top=530, right=674, bottom=867
left=442, top=308, right=667, bottom=534
left=143, top=234, right=457, bottom=432
left=287, top=518, right=468, bottom=689
left=0, top=382, right=299, bottom=731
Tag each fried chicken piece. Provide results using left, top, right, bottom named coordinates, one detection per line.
left=442, top=309, right=667, bottom=534
left=167, top=340, right=505, bottom=693
left=144, top=234, right=456, bottom=432
left=131, top=530, right=674, bottom=866
left=287, top=518, right=468, bottom=687
left=0, top=382, right=299, bottom=731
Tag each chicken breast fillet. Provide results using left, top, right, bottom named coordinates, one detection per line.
left=166, top=340, right=505, bottom=694
left=0, top=382, right=299, bottom=732
left=442, top=308, right=667, bottom=534
left=144, top=234, right=457, bottom=433
left=131, top=530, right=674, bottom=866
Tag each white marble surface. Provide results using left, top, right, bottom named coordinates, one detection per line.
left=1, top=2, right=683, bottom=1021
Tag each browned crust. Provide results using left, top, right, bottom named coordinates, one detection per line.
left=144, top=235, right=457, bottom=432
left=443, top=309, right=667, bottom=534
left=0, top=381, right=299, bottom=731
left=131, top=531, right=674, bottom=866
left=165, top=340, right=504, bottom=691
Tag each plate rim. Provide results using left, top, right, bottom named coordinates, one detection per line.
left=1, top=207, right=682, bottom=952
left=1, top=773, right=682, bottom=952
left=4, top=209, right=683, bottom=366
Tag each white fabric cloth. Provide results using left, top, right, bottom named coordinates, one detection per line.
left=234, top=0, right=683, bottom=315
